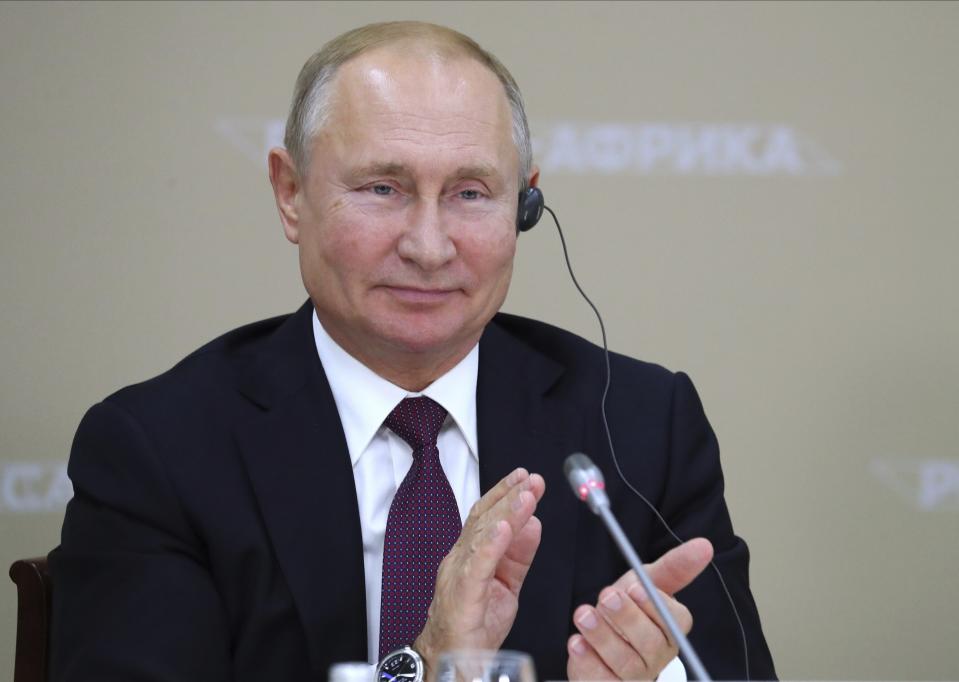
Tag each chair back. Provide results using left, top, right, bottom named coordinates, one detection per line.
left=9, top=556, right=52, bottom=682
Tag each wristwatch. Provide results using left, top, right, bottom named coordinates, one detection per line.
left=376, top=646, right=425, bottom=682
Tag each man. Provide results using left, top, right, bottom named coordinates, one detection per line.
left=51, top=21, right=776, bottom=682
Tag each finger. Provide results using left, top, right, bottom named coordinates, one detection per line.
left=573, top=604, right=651, bottom=680
left=486, top=476, right=546, bottom=596
left=611, top=568, right=635, bottom=592
left=504, top=513, right=542, bottom=566
left=496, top=514, right=542, bottom=592
left=613, top=538, right=714, bottom=595
left=449, top=474, right=542, bottom=596
left=465, top=468, right=529, bottom=523
left=627, top=582, right=694, bottom=642
left=566, top=634, right=618, bottom=682
left=453, top=518, right=516, bottom=605
left=475, top=472, right=544, bottom=540
left=644, top=538, right=713, bottom=595
left=452, top=473, right=531, bottom=560
left=473, top=474, right=540, bottom=543
left=598, top=587, right=677, bottom=675
left=527, top=472, right=546, bottom=504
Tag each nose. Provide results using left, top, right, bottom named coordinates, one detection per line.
left=396, top=198, right=456, bottom=271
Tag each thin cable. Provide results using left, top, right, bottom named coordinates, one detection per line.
left=543, top=205, right=750, bottom=681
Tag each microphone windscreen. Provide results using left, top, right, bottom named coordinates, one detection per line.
left=563, top=452, right=595, bottom=481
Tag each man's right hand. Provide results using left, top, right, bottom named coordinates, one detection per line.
left=414, top=468, right=546, bottom=679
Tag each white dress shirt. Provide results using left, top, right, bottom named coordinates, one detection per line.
left=312, top=312, right=481, bottom=664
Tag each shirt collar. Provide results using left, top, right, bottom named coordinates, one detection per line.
left=312, top=310, right=479, bottom=466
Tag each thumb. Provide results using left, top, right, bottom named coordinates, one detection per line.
left=645, top=537, right=713, bottom=595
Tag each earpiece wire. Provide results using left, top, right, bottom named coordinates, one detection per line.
left=543, top=204, right=750, bottom=681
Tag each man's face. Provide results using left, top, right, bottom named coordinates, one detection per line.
left=283, top=47, right=524, bottom=375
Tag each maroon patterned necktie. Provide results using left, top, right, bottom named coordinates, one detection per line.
left=379, top=396, right=462, bottom=658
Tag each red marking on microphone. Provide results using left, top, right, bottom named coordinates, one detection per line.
left=577, top=479, right=605, bottom=500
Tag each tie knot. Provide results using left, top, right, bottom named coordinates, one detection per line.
left=384, top=396, right=448, bottom=455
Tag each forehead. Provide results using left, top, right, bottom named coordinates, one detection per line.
left=315, top=46, right=518, bottom=177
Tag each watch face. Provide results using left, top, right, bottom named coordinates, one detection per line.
left=378, top=651, right=419, bottom=682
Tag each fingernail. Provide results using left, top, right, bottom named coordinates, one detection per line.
left=575, top=608, right=598, bottom=630
left=601, top=591, right=623, bottom=611
left=628, top=583, right=648, bottom=604
left=508, top=468, right=527, bottom=486
left=569, top=636, right=587, bottom=656
left=488, top=521, right=502, bottom=539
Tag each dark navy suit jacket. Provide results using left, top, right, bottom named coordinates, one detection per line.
left=50, top=302, right=776, bottom=681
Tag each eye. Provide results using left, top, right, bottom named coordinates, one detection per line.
left=371, top=184, right=394, bottom=196
left=459, top=189, right=482, bottom=200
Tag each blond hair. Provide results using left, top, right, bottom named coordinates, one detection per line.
left=283, top=21, right=532, bottom=189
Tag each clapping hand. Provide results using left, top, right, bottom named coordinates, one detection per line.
left=414, top=468, right=546, bottom=680
left=566, top=538, right=714, bottom=680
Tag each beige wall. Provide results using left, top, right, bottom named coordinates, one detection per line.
left=2, top=1, right=957, bottom=679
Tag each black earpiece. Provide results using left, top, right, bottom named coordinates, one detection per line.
left=516, top=186, right=545, bottom=233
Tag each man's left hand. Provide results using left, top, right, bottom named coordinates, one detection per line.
left=566, top=538, right=714, bottom=681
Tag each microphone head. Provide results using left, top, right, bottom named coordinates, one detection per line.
left=564, top=453, right=609, bottom=514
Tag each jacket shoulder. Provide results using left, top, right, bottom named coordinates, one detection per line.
left=491, top=312, right=677, bottom=395
left=103, top=310, right=294, bottom=413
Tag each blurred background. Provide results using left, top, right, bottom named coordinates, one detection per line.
left=1, top=1, right=957, bottom=679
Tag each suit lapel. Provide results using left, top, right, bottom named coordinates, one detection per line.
left=235, top=303, right=367, bottom=674
left=477, top=318, right=582, bottom=668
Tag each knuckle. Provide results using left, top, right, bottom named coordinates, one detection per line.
left=461, top=553, right=478, bottom=579
left=467, top=528, right=486, bottom=556
left=587, top=637, right=633, bottom=680
left=611, top=651, right=645, bottom=680
left=652, top=648, right=679, bottom=678
left=633, top=629, right=667, bottom=664
left=574, top=655, right=613, bottom=682
left=567, top=658, right=592, bottom=682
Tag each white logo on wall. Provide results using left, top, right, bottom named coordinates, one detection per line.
left=1, top=461, right=73, bottom=513
left=215, top=118, right=286, bottom=166
left=534, top=123, right=841, bottom=176
left=215, top=118, right=841, bottom=177
left=870, top=458, right=959, bottom=511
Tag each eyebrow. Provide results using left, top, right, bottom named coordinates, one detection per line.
left=350, top=162, right=409, bottom=179
left=452, top=164, right=499, bottom=179
left=348, top=162, right=501, bottom=181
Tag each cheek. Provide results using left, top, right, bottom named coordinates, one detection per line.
left=485, top=223, right=518, bottom=265
left=306, top=217, right=391, bottom=279
left=466, top=229, right=517, bottom=285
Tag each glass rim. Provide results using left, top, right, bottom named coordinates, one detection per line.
left=437, top=649, right=533, bottom=660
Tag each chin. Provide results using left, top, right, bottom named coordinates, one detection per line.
left=378, top=317, right=478, bottom=357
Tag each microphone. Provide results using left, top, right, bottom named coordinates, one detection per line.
left=563, top=453, right=610, bottom=513
left=563, top=453, right=712, bottom=682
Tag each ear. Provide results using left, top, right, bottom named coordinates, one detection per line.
left=527, top=165, right=540, bottom=190
left=268, top=147, right=303, bottom=244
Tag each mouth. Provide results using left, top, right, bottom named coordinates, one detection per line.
left=381, top=285, right=460, bottom=304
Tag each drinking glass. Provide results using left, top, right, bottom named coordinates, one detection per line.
left=436, top=649, right=536, bottom=682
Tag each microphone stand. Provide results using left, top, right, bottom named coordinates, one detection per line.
left=595, top=505, right=712, bottom=682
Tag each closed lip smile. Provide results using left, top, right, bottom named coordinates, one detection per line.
left=381, top=285, right=459, bottom=303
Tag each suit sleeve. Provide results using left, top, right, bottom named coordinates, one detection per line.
left=654, top=372, right=777, bottom=681
left=50, top=399, right=232, bottom=682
